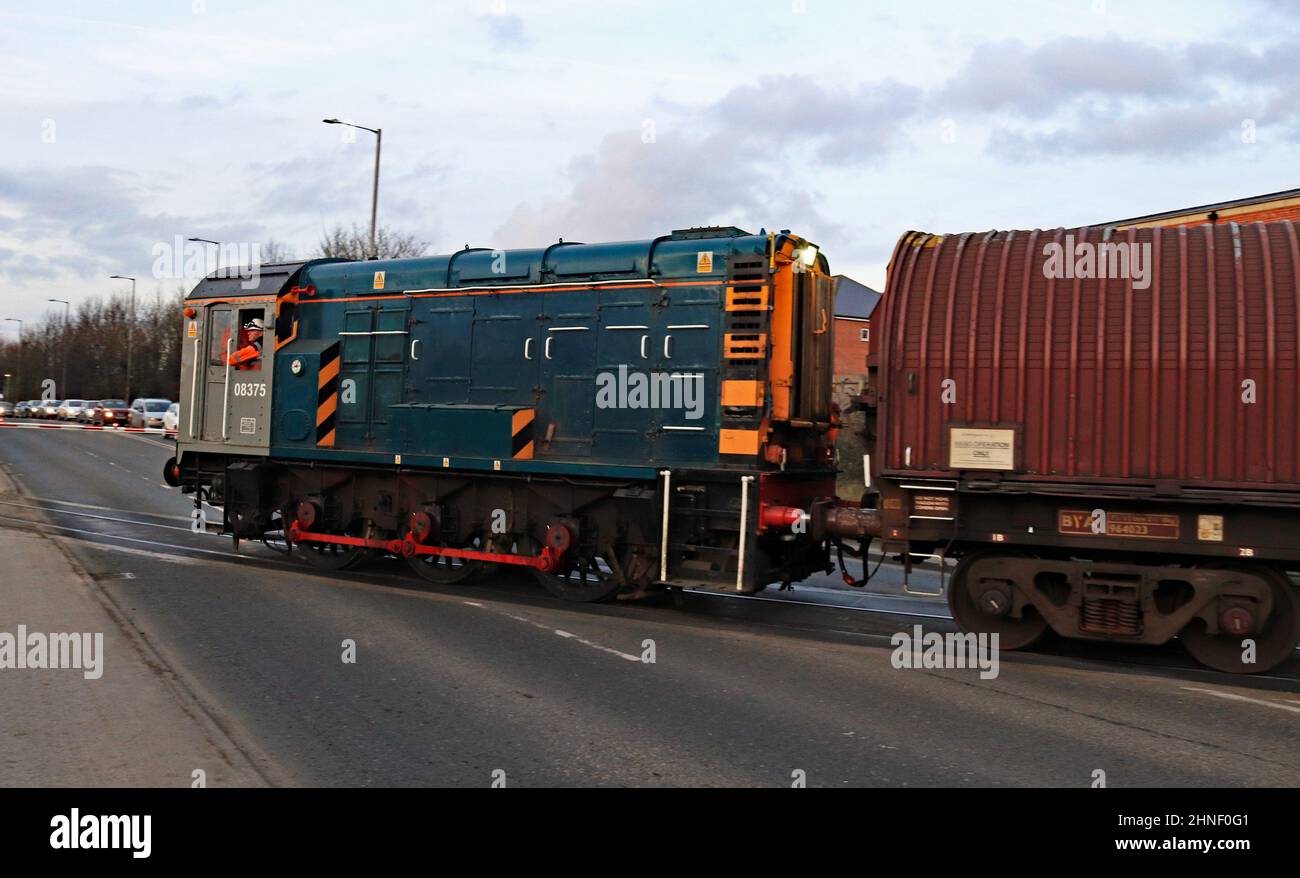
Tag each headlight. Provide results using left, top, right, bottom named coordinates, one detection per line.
left=798, top=245, right=819, bottom=267
left=104, top=412, right=114, bottom=418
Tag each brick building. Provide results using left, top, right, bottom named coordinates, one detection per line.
left=1105, top=186, right=1300, bottom=228
left=831, top=275, right=880, bottom=500
left=832, top=275, right=880, bottom=388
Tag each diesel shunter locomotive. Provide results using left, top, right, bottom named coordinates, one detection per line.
left=167, top=228, right=870, bottom=602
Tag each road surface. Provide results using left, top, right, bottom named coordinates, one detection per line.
left=0, top=425, right=1296, bottom=786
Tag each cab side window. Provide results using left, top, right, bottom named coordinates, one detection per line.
left=233, top=308, right=264, bottom=372
left=207, top=310, right=233, bottom=367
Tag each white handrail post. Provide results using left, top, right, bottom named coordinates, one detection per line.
left=659, top=469, right=671, bottom=582
left=737, top=476, right=755, bottom=592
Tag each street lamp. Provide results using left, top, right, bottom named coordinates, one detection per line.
left=109, top=276, right=136, bottom=401
left=3, top=318, right=22, bottom=398
left=322, top=118, right=382, bottom=259
left=188, top=237, right=221, bottom=275
left=47, top=298, right=70, bottom=396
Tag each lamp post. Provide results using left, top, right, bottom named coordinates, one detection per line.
left=47, top=298, right=70, bottom=396
left=188, top=237, right=221, bottom=275
left=109, top=276, right=136, bottom=401
left=4, top=318, right=22, bottom=398
left=322, top=118, right=382, bottom=259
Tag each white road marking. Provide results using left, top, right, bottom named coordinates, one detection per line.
left=23, top=495, right=220, bottom=518
left=1183, top=686, right=1300, bottom=715
left=551, top=628, right=641, bottom=662
left=0, top=500, right=207, bottom=534
left=105, top=431, right=174, bottom=449
left=77, top=542, right=205, bottom=565
left=468, top=606, right=640, bottom=662
left=0, top=513, right=255, bottom=561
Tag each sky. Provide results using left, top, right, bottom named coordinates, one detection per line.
left=2, top=0, right=1298, bottom=326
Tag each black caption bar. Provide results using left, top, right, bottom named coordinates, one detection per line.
left=0, top=788, right=1289, bottom=864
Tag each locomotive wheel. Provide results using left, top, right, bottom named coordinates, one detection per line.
left=534, top=553, right=622, bottom=602
left=523, top=534, right=623, bottom=602
left=295, top=518, right=368, bottom=572
left=947, top=552, right=1049, bottom=650
left=1180, top=566, right=1300, bottom=674
left=405, top=535, right=486, bottom=585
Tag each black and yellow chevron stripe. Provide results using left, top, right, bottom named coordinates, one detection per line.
left=511, top=409, right=535, bottom=459
left=316, top=342, right=340, bottom=447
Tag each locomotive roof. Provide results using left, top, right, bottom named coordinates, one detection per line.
left=185, top=259, right=344, bottom=299
left=185, top=228, right=826, bottom=300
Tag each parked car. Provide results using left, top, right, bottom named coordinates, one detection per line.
left=39, top=400, right=63, bottom=419
left=128, top=398, right=172, bottom=428
left=57, top=399, right=86, bottom=420
left=94, top=399, right=130, bottom=426
left=0, top=400, right=13, bottom=417
left=162, top=402, right=180, bottom=432
left=13, top=401, right=36, bottom=417
left=79, top=400, right=102, bottom=423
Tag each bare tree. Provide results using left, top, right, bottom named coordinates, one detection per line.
left=0, top=287, right=185, bottom=401
left=314, top=222, right=430, bottom=260
left=261, top=238, right=296, bottom=264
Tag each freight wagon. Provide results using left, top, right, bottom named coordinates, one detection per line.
left=861, top=221, right=1300, bottom=673
left=167, top=228, right=862, bottom=602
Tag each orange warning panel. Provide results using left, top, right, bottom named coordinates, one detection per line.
left=722, top=380, right=765, bottom=407
left=719, top=428, right=762, bottom=456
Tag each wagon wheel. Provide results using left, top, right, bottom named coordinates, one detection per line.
left=405, top=533, right=486, bottom=585
left=523, top=533, right=624, bottom=602
left=947, top=551, right=1049, bottom=650
left=295, top=517, right=369, bottom=572
left=1180, top=566, right=1300, bottom=674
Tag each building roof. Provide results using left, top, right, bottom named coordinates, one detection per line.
left=1102, top=186, right=1300, bottom=228
left=834, top=275, right=881, bottom=320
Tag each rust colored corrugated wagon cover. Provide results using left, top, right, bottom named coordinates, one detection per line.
left=877, top=221, right=1300, bottom=489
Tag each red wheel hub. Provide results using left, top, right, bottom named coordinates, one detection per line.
left=1219, top=606, right=1257, bottom=636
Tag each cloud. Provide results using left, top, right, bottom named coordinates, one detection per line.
left=931, top=35, right=1300, bottom=160
left=710, top=76, right=922, bottom=165
left=484, top=12, right=530, bottom=49
left=247, top=152, right=448, bottom=247
left=933, top=37, right=1202, bottom=118
left=0, top=164, right=264, bottom=282
left=496, top=75, right=919, bottom=246
left=176, top=92, right=244, bottom=112
left=989, top=101, right=1256, bottom=159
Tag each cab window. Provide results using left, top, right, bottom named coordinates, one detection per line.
left=207, top=309, right=233, bottom=367
left=233, top=308, right=264, bottom=372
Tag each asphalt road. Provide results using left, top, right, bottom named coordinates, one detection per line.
left=1, top=425, right=1297, bottom=787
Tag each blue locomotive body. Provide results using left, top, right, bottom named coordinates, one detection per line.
left=271, top=230, right=769, bottom=475
left=172, top=227, right=845, bottom=600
